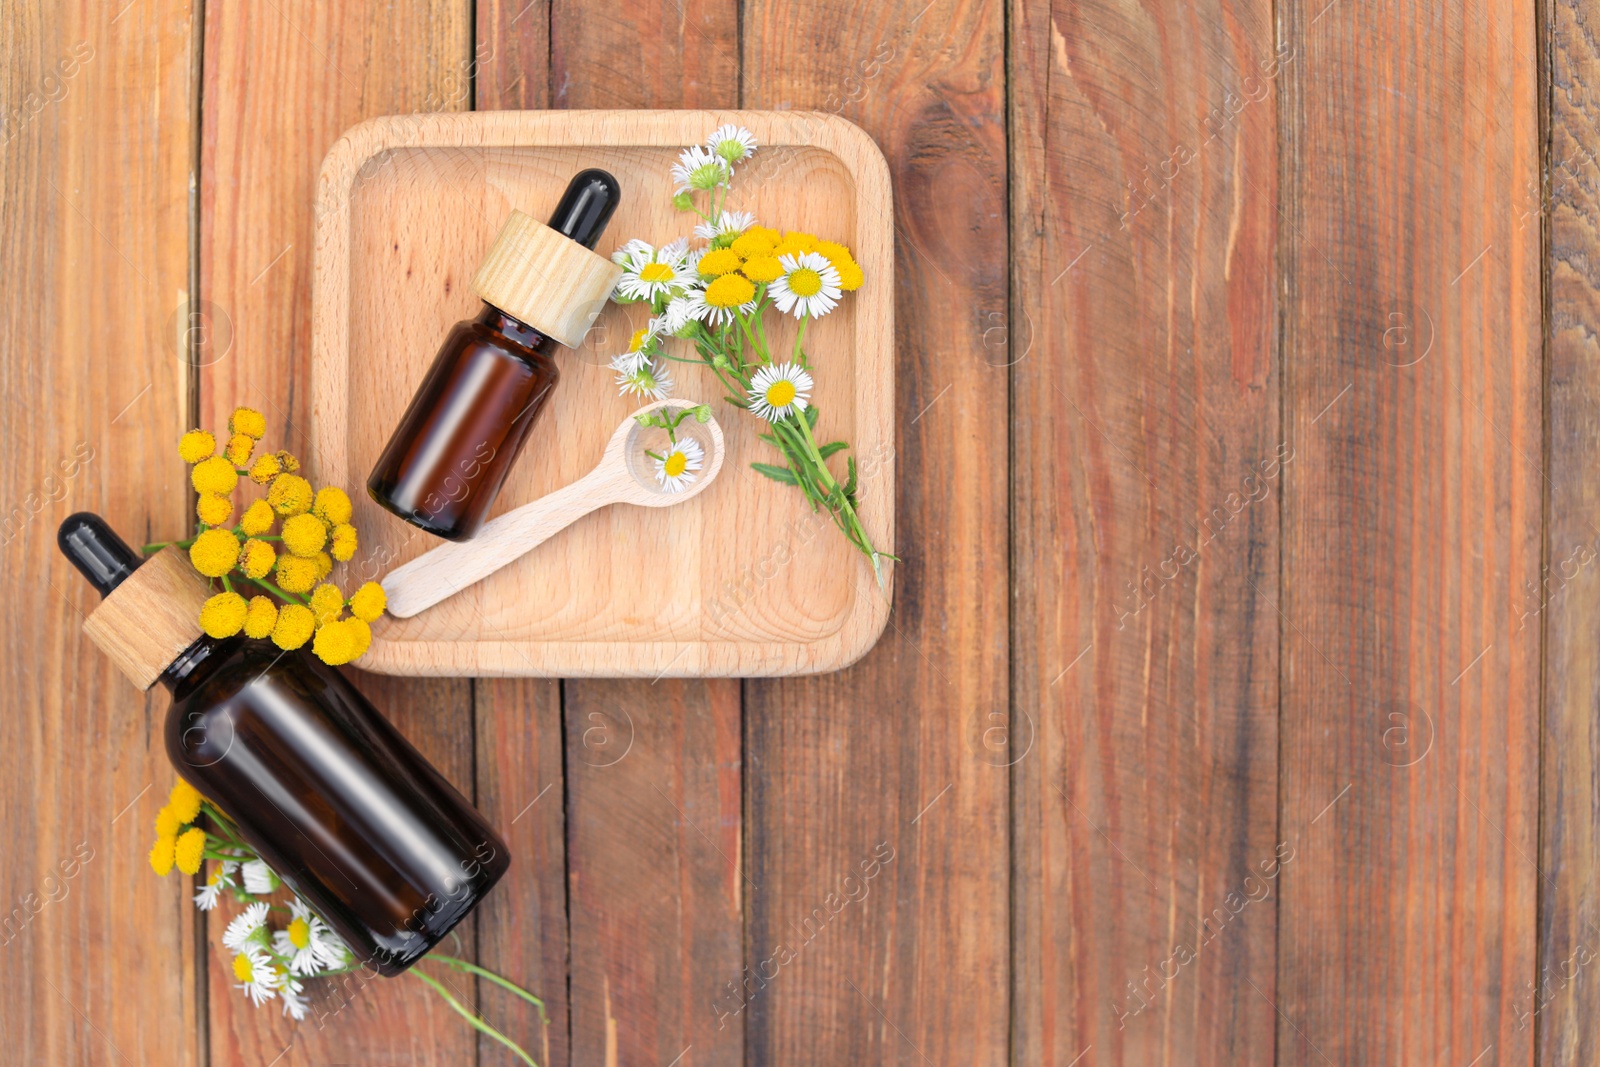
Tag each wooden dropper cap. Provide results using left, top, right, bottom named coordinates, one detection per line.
left=60, top=513, right=209, bottom=690
left=471, top=169, right=625, bottom=349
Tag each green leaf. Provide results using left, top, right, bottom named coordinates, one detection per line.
left=818, top=441, right=849, bottom=460
left=805, top=405, right=820, bottom=428
left=751, top=462, right=799, bottom=485
left=842, top=456, right=858, bottom=498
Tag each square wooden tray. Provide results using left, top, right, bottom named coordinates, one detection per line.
left=311, top=110, right=894, bottom=677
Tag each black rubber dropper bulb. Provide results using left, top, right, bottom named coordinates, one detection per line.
left=58, top=512, right=142, bottom=596
left=546, top=168, right=621, bottom=249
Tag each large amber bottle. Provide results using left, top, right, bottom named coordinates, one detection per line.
left=60, top=513, right=509, bottom=975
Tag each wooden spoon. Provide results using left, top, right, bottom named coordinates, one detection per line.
left=382, top=399, right=725, bottom=618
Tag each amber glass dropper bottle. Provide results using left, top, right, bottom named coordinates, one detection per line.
left=59, top=513, right=510, bottom=976
left=367, top=169, right=623, bottom=541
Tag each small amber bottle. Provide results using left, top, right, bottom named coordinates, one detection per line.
left=60, top=513, right=510, bottom=976
left=367, top=169, right=623, bottom=541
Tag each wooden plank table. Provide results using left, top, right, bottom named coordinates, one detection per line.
left=0, top=0, right=1585, bottom=1063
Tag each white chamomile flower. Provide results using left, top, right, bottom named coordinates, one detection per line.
left=611, top=318, right=666, bottom=373
left=748, top=362, right=814, bottom=422
left=616, top=357, right=675, bottom=401
left=694, top=210, right=756, bottom=241
left=279, top=975, right=309, bottom=1021
left=273, top=898, right=345, bottom=976
left=663, top=295, right=699, bottom=335
left=685, top=285, right=754, bottom=329
left=223, top=900, right=272, bottom=952
left=616, top=243, right=691, bottom=302
left=653, top=437, right=705, bottom=494
left=241, top=859, right=278, bottom=896
left=610, top=238, right=654, bottom=269
left=706, top=124, right=758, bottom=164
left=231, top=948, right=281, bottom=1006
left=671, top=144, right=728, bottom=194
left=768, top=251, right=842, bottom=319
left=660, top=236, right=690, bottom=260
left=193, top=860, right=238, bottom=912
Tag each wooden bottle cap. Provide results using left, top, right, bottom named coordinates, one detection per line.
left=471, top=210, right=623, bottom=349
left=82, top=546, right=209, bottom=690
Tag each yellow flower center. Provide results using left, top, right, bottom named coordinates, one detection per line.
left=664, top=452, right=688, bottom=477
left=232, top=952, right=255, bottom=983
left=705, top=273, right=756, bottom=308
left=639, top=262, right=675, bottom=283
left=765, top=380, right=798, bottom=408
left=788, top=268, right=822, bottom=297
left=629, top=327, right=649, bottom=352
left=288, top=916, right=311, bottom=950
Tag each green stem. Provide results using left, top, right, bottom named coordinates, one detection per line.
left=244, top=574, right=309, bottom=605
left=429, top=954, right=550, bottom=1025
left=408, top=969, right=539, bottom=1067
left=792, top=314, right=809, bottom=364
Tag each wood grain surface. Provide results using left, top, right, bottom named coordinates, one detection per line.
left=196, top=3, right=481, bottom=1064
left=741, top=1, right=1012, bottom=1064
left=3, top=0, right=1595, bottom=1064
left=1276, top=1, right=1542, bottom=1064
left=0, top=3, right=200, bottom=1064
left=1010, top=0, right=1282, bottom=1062
left=1543, top=0, right=1600, bottom=1060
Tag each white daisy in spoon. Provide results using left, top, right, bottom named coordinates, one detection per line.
left=694, top=210, right=756, bottom=241
left=653, top=437, right=705, bottom=494
left=240, top=858, right=278, bottom=896
left=768, top=251, right=843, bottom=319
left=706, top=124, right=758, bottom=164
left=231, top=948, right=282, bottom=1006
left=748, top=362, right=814, bottom=422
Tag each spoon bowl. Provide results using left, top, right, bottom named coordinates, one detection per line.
left=382, top=399, right=725, bottom=618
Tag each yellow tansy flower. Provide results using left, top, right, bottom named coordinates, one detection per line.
left=348, top=581, right=386, bottom=622
left=313, top=618, right=364, bottom=666
left=281, top=513, right=327, bottom=557
left=149, top=835, right=176, bottom=876
left=239, top=499, right=275, bottom=536
left=174, top=827, right=206, bottom=876
left=189, top=529, right=241, bottom=578
left=168, top=778, right=203, bottom=824
left=313, top=551, right=334, bottom=580
left=196, top=492, right=233, bottom=527
left=730, top=231, right=776, bottom=259
left=835, top=259, right=864, bottom=291
left=155, top=806, right=183, bottom=839
left=224, top=432, right=255, bottom=467
left=312, top=487, right=353, bottom=526
left=740, top=255, right=783, bottom=284
left=239, top=538, right=276, bottom=579
left=272, top=603, right=316, bottom=650
left=346, top=618, right=372, bottom=659
left=274, top=554, right=319, bottom=594
left=248, top=454, right=282, bottom=485
left=772, top=231, right=819, bottom=257
left=179, top=429, right=216, bottom=464
left=750, top=225, right=782, bottom=244
left=329, top=524, right=358, bottom=562
left=268, top=474, right=313, bottom=516
left=191, top=456, right=239, bottom=496
left=309, top=583, right=344, bottom=624
left=199, top=591, right=249, bottom=638
left=274, top=451, right=301, bottom=473
left=815, top=240, right=854, bottom=266
left=243, top=596, right=278, bottom=639
left=697, top=248, right=744, bottom=277
left=705, top=273, right=756, bottom=309
left=229, top=407, right=267, bottom=438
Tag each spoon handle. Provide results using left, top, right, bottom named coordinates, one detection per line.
left=383, top=467, right=625, bottom=618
